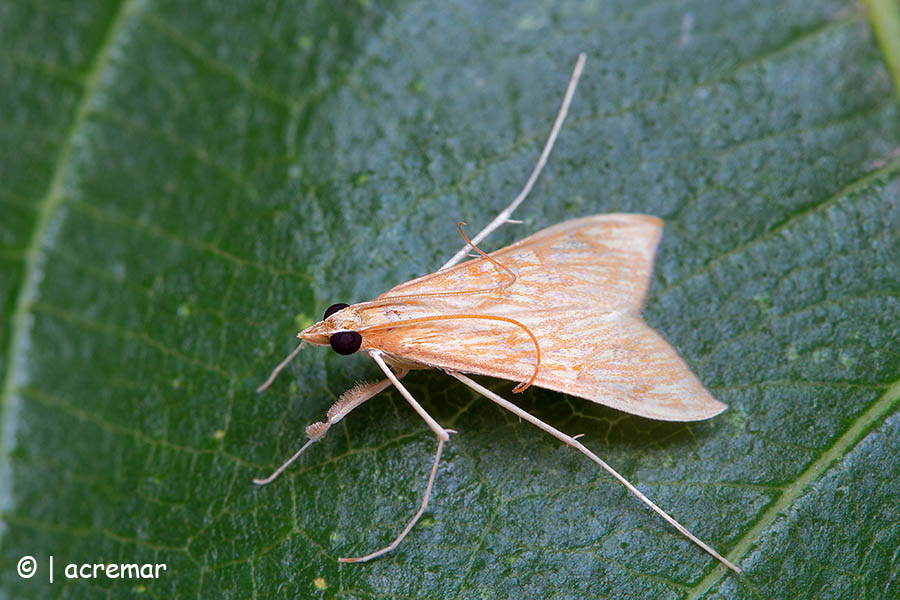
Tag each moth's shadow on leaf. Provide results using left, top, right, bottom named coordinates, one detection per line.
left=411, top=371, right=701, bottom=448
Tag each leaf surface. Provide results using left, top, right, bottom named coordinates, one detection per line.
left=2, top=1, right=899, bottom=598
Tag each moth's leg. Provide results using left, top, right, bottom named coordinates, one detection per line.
left=337, top=350, right=453, bottom=563
left=256, top=341, right=306, bottom=392
left=339, top=435, right=446, bottom=564
left=444, top=370, right=743, bottom=574
left=253, top=370, right=407, bottom=485
left=439, top=52, right=586, bottom=271
left=369, top=350, right=450, bottom=442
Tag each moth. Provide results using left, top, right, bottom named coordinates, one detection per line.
left=254, top=55, right=741, bottom=573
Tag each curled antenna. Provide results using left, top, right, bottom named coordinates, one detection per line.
left=363, top=313, right=541, bottom=392
left=355, top=221, right=519, bottom=311
left=440, top=52, right=587, bottom=270
left=456, top=221, right=517, bottom=285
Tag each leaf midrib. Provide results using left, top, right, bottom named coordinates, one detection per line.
left=686, top=377, right=900, bottom=596
left=681, top=5, right=900, bottom=590
left=0, top=0, right=137, bottom=533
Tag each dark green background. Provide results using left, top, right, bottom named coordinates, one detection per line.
left=2, top=1, right=900, bottom=598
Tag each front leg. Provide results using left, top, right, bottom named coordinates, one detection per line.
left=338, top=350, right=453, bottom=563
left=253, top=370, right=407, bottom=485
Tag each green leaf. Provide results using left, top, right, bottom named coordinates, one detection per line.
left=2, top=1, right=900, bottom=598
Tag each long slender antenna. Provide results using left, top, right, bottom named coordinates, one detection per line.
left=440, top=52, right=587, bottom=271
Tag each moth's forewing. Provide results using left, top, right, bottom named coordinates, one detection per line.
left=355, top=214, right=725, bottom=421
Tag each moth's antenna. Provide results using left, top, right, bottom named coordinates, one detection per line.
left=440, top=52, right=587, bottom=271
left=356, top=224, right=517, bottom=309
left=456, top=221, right=517, bottom=286
left=363, top=314, right=541, bottom=392
left=256, top=341, right=307, bottom=393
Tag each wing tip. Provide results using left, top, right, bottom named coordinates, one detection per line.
left=586, top=213, right=664, bottom=248
left=678, top=397, right=729, bottom=422
left=585, top=213, right=663, bottom=228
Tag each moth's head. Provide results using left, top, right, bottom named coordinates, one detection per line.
left=299, top=302, right=366, bottom=355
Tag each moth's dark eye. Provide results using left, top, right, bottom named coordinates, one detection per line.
left=323, top=303, right=349, bottom=320
left=329, top=331, right=362, bottom=355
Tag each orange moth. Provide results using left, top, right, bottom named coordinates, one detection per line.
left=255, top=54, right=741, bottom=573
